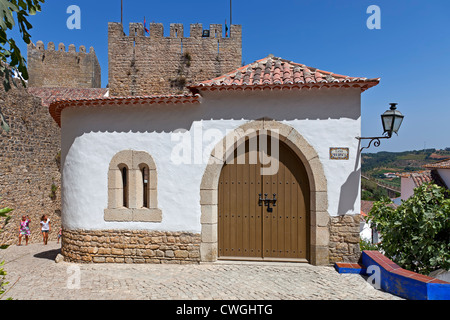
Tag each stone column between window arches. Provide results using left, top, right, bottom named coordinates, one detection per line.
left=104, top=150, right=162, bottom=222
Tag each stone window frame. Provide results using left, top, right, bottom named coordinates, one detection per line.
left=104, top=150, right=162, bottom=222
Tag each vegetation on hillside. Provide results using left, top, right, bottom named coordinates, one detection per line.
left=361, top=148, right=450, bottom=199
left=361, top=178, right=389, bottom=201
left=362, top=148, right=450, bottom=175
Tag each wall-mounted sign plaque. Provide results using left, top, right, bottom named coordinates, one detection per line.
left=330, top=147, right=349, bottom=160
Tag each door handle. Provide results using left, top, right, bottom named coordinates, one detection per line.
left=258, top=193, right=277, bottom=210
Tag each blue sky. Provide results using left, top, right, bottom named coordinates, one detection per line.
left=12, top=0, right=450, bottom=152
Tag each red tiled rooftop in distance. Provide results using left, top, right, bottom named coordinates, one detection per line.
left=423, top=158, right=450, bottom=169
left=361, top=200, right=374, bottom=216
left=400, top=170, right=433, bottom=187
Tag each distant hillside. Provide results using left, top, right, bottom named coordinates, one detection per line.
left=361, top=148, right=450, bottom=192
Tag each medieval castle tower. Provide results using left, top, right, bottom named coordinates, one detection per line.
left=27, top=41, right=102, bottom=89
left=108, top=22, right=242, bottom=96
left=25, top=21, right=242, bottom=95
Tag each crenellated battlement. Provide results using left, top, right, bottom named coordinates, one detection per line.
left=27, top=41, right=101, bottom=88
left=110, top=22, right=241, bottom=40
left=108, top=22, right=242, bottom=96
left=28, top=41, right=96, bottom=54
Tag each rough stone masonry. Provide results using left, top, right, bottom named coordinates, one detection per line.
left=27, top=41, right=101, bottom=89
left=0, top=80, right=62, bottom=245
left=108, top=22, right=242, bottom=96
left=62, top=229, right=201, bottom=264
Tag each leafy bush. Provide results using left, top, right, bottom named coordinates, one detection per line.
left=359, top=238, right=379, bottom=251
left=366, top=183, right=450, bottom=275
left=0, top=260, right=8, bottom=298
left=0, top=206, right=13, bottom=299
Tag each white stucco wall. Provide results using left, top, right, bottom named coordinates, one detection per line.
left=60, top=88, right=362, bottom=232
left=360, top=221, right=372, bottom=242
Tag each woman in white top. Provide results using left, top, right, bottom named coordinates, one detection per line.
left=40, top=215, right=51, bottom=245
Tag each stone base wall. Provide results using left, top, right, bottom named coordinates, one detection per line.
left=61, top=216, right=361, bottom=265
left=329, top=215, right=361, bottom=264
left=62, top=229, right=201, bottom=264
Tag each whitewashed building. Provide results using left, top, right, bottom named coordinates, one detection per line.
left=50, top=55, right=380, bottom=265
left=423, top=159, right=450, bottom=190
left=400, top=171, right=433, bottom=201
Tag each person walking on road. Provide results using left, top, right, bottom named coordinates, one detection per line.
left=57, top=227, right=62, bottom=244
left=40, top=215, right=51, bottom=245
left=18, top=215, right=31, bottom=246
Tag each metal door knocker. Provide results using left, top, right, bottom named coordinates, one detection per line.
left=258, top=193, right=277, bottom=212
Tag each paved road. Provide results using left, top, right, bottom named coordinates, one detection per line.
left=0, top=242, right=402, bottom=300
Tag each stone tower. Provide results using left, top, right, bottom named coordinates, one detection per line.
left=27, top=41, right=101, bottom=88
left=108, top=22, right=242, bottom=96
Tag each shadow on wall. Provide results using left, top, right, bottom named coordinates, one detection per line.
left=337, top=140, right=361, bottom=215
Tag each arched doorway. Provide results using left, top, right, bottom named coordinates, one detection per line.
left=200, top=120, right=330, bottom=265
left=218, top=133, right=310, bottom=261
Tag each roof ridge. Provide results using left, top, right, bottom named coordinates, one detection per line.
left=190, top=55, right=380, bottom=92
left=423, top=158, right=450, bottom=168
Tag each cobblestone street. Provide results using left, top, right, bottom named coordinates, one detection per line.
left=0, top=242, right=402, bottom=300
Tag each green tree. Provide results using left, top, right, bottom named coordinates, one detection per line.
left=0, top=206, right=13, bottom=299
left=361, top=178, right=389, bottom=201
left=366, top=183, right=450, bottom=274
left=0, top=0, right=45, bottom=131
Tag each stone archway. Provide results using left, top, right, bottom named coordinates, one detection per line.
left=200, top=120, right=330, bottom=265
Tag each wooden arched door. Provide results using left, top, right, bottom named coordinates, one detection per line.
left=218, top=133, right=310, bottom=261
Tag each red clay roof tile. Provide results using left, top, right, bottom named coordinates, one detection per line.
left=400, top=170, right=433, bottom=187
left=423, top=159, right=450, bottom=169
left=28, top=87, right=109, bottom=107
left=191, top=55, right=380, bottom=92
left=48, top=94, right=201, bottom=127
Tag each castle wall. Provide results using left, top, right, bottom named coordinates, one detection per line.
left=0, top=81, right=62, bottom=245
left=27, top=41, right=101, bottom=88
left=108, top=22, right=242, bottom=96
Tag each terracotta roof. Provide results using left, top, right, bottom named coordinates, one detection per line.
left=423, top=158, right=450, bottom=170
left=28, top=87, right=110, bottom=107
left=400, top=170, right=433, bottom=187
left=361, top=200, right=375, bottom=217
left=361, top=200, right=397, bottom=221
left=190, top=55, right=380, bottom=92
left=48, top=94, right=201, bottom=127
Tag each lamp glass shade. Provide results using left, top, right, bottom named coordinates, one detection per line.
left=381, top=103, right=404, bottom=136
left=381, top=114, right=393, bottom=135
left=392, top=114, right=404, bottom=134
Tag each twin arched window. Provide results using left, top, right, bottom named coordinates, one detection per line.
left=104, top=150, right=162, bottom=222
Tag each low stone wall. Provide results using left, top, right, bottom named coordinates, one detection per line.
left=329, top=215, right=361, bottom=264
left=62, top=229, right=201, bottom=264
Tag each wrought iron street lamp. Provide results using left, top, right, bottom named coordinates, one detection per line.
left=357, top=103, right=404, bottom=152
